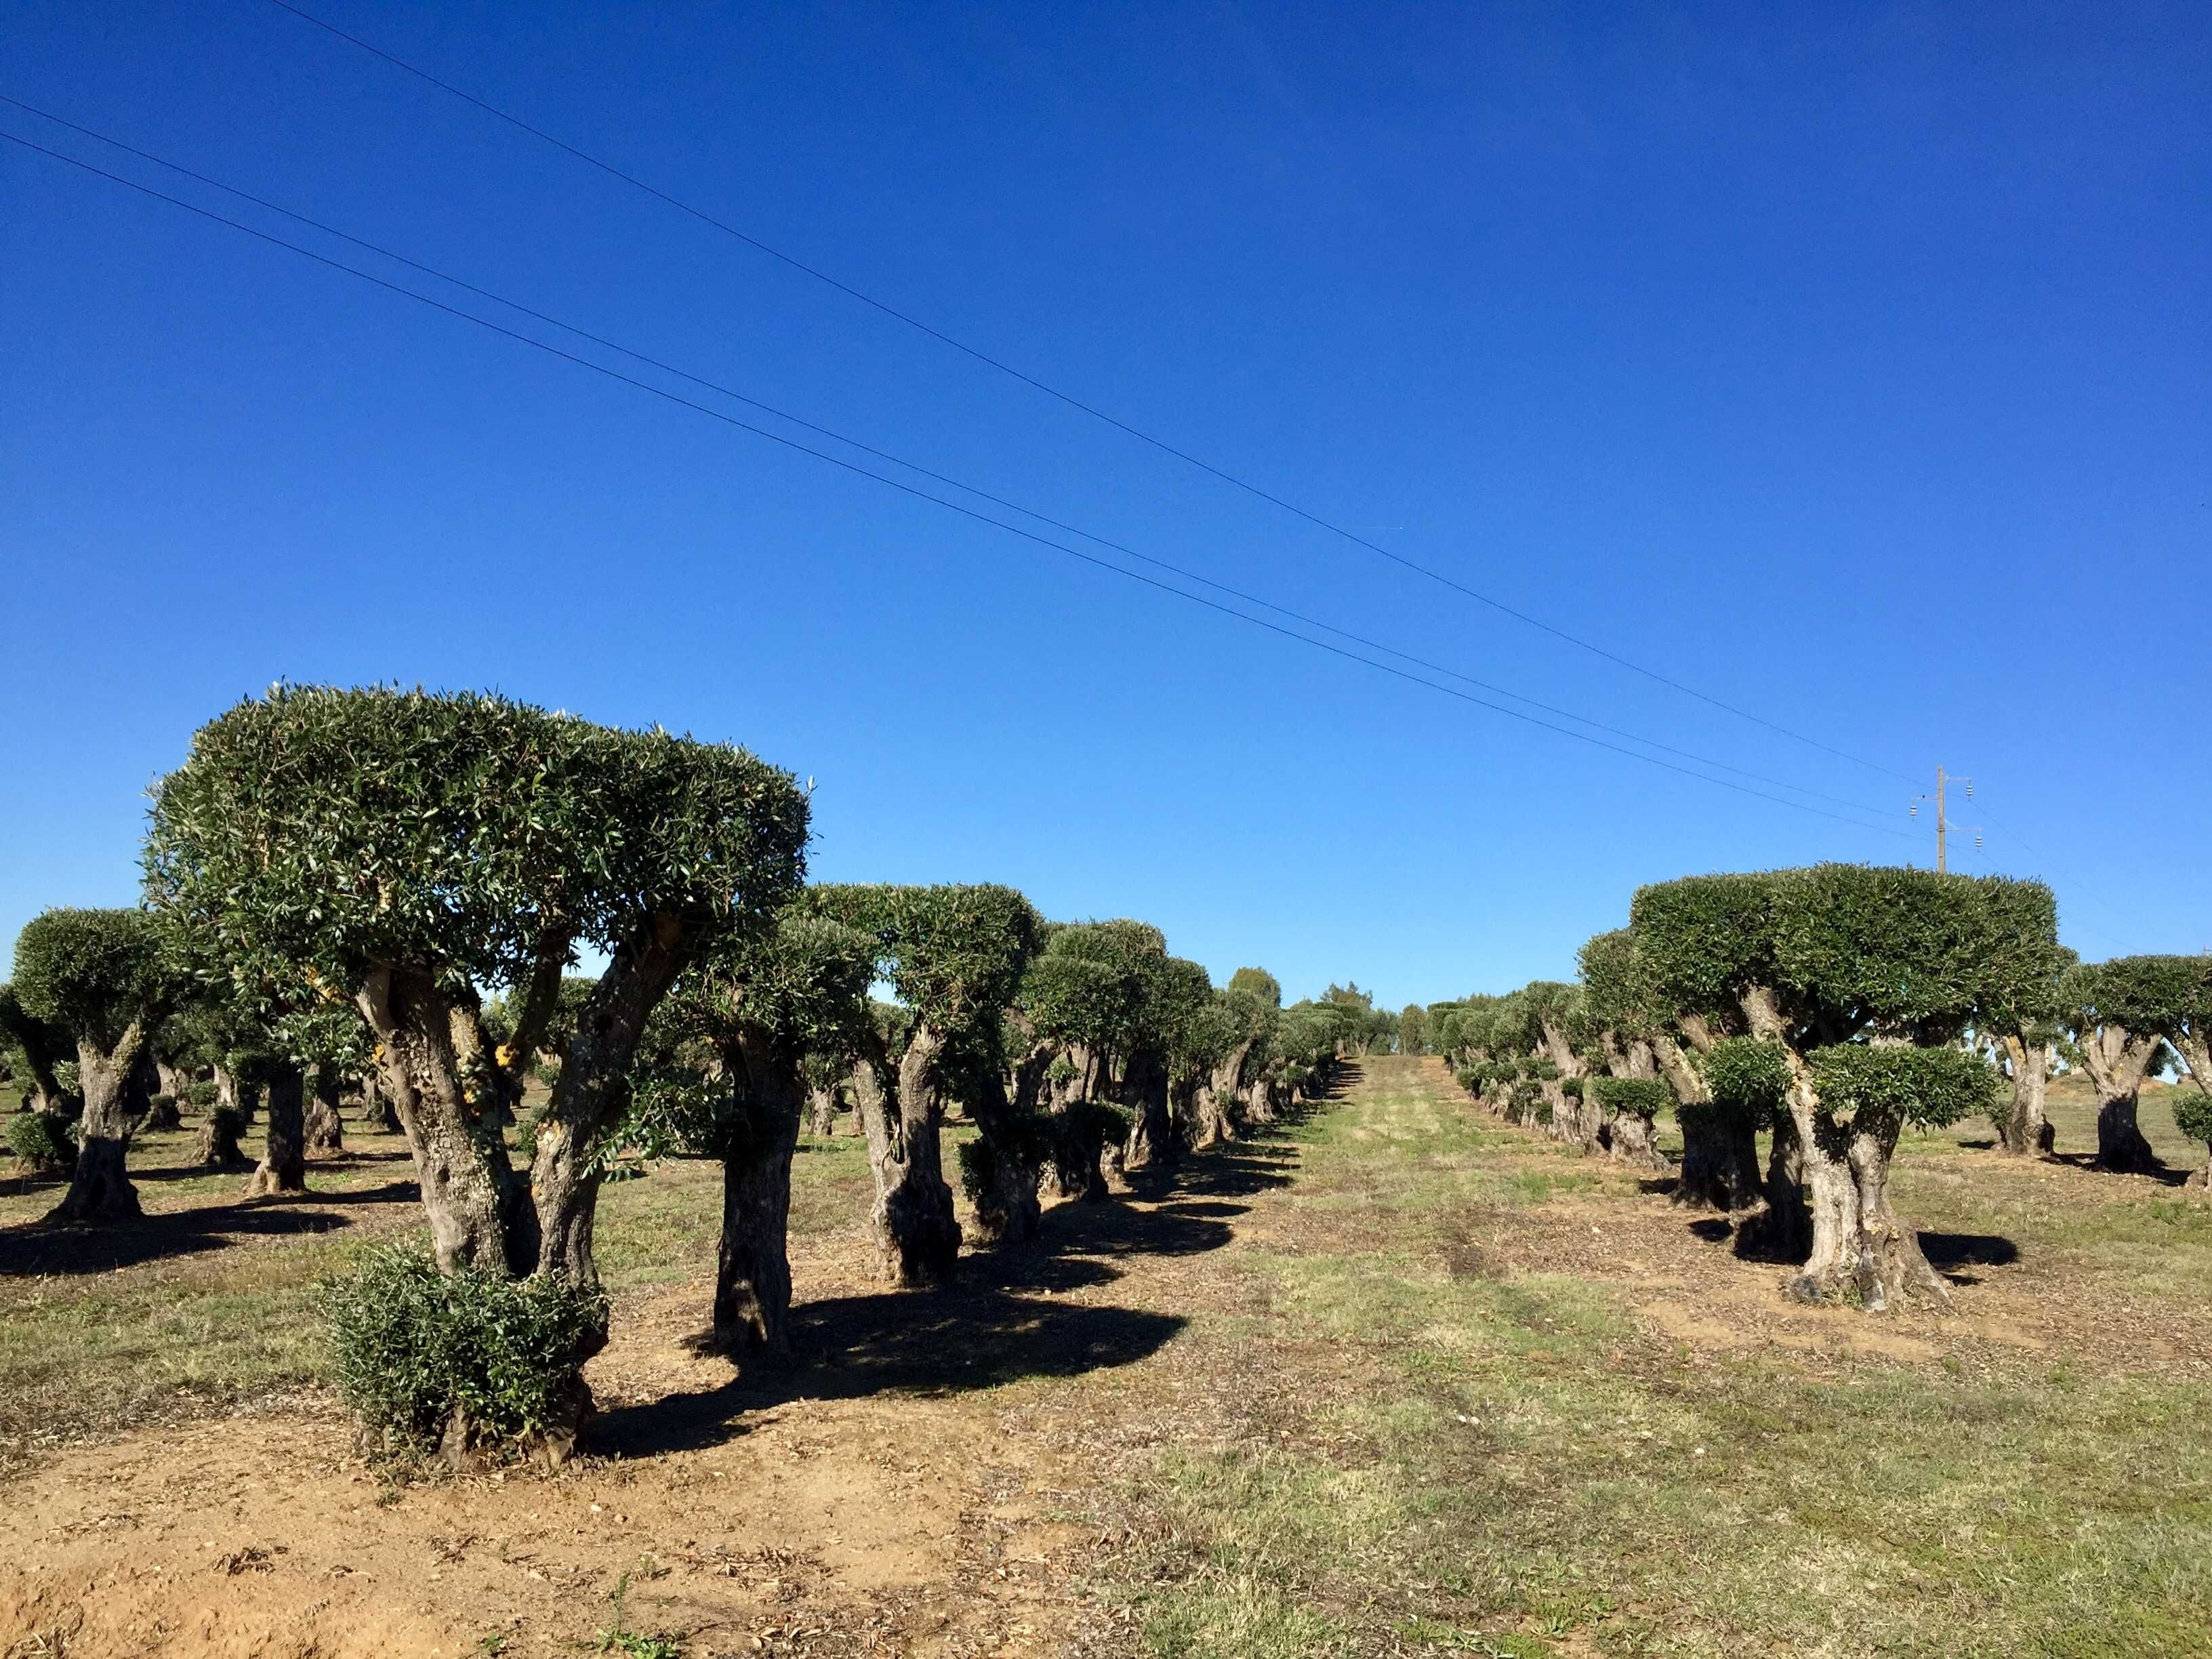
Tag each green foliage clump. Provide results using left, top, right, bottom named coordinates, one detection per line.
left=2168, top=1087, right=2212, bottom=1152
left=1577, top=929, right=1668, bottom=1040
left=2062, top=956, right=2207, bottom=1040
left=1589, top=1077, right=1671, bottom=1120
left=1227, top=967, right=1282, bottom=1008
left=623, top=907, right=877, bottom=1164
left=7, top=1110, right=77, bottom=1171
left=319, top=1245, right=607, bottom=1458
left=1804, top=1043, right=2003, bottom=1132
left=12, top=908, right=172, bottom=1050
left=184, top=1078, right=219, bottom=1108
left=146, top=684, right=808, bottom=1000
left=1060, top=1097, right=1132, bottom=1155
left=1700, top=1037, right=1793, bottom=1124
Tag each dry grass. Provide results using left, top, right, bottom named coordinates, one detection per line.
left=1088, top=1058, right=2212, bottom=1658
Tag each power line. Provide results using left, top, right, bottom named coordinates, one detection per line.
left=256, top=0, right=1923, bottom=790
left=0, top=92, right=1902, bottom=827
left=0, top=125, right=1919, bottom=843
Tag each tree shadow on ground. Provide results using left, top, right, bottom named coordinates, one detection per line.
left=598, top=1106, right=1292, bottom=1458
left=596, top=1279, right=1187, bottom=1458
left=1685, top=1215, right=2022, bottom=1285
left=2049, top=1151, right=2188, bottom=1188
left=0, top=1180, right=417, bottom=1277
left=1126, top=1138, right=1303, bottom=1205
left=127, top=1147, right=415, bottom=1187
left=1919, top=1231, right=2020, bottom=1286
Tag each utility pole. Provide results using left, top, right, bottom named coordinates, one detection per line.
left=1910, top=766, right=1978, bottom=872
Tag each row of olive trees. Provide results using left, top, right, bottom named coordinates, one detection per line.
left=0, top=684, right=1349, bottom=1460
left=1433, top=865, right=2212, bottom=1313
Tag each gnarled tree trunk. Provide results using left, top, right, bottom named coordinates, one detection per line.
left=806, top=1083, right=840, bottom=1138
left=853, top=1025, right=962, bottom=1286
left=1122, top=1048, right=1176, bottom=1172
left=1736, top=989, right=1946, bottom=1311
left=306, top=1065, right=346, bottom=1156
left=1996, top=1035, right=2053, bottom=1157
left=45, top=1028, right=149, bottom=1225
left=197, top=1110, right=247, bottom=1168
left=529, top=913, right=692, bottom=1289
left=1659, top=1025, right=1761, bottom=1210
left=1786, top=1112, right=1950, bottom=1311
left=966, top=1067, right=1043, bottom=1247
left=1607, top=1104, right=1668, bottom=1172
left=244, top=1063, right=308, bottom=1196
left=713, top=1036, right=804, bottom=1359
left=2076, top=1025, right=2164, bottom=1175
left=362, top=1068, right=404, bottom=1132
left=1537, top=1021, right=1596, bottom=1149
left=357, top=966, right=531, bottom=1276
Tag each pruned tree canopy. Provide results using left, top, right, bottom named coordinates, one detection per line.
left=12, top=908, right=172, bottom=1054
left=2060, top=955, right=2206, bottom=1041
left=146, top=685, right=807, bottom=1003
left=1589, top=1076, right=1669, bottom=1120
left=1227, top=966, right=1282, bottom=1008
left=811, top=883, right=1041, bottom=1065
left=1633, top=865, right=2062, bottom=1048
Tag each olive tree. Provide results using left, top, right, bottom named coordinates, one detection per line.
left=146, top=686, right=807, bottom=1294
left=1700, top=1036, right=1798, bottom=1242
left=12, top=909, right=176, bottom=1223
left=2061, top=957, right=2200, bottom=1175
left=1190, top=980, right=1279, bottom=1148
left=1020, top=921, right=1153, bottom=1195
left=1579, top=928, right=1758, bottom=1204
left=0, top=982, right=78, bottom=1118
left=628, top=907, right=874, bottom=1355
left=807, top=883, right=1040, bottom=1285
left=1982, top=943, right=2075, bottom=1158
left=1576, top=930, right=1677, bottom=1173
left=1151, top=956, right=1225, bottom=1155
left=1129, top=951, right=1214, bottom=1169
left=2160, top=962, right=2212, bottom=1187
left=1227, top=967, right=1282, bottom=1008
left=1515, top=982, right=1591, bottom=1145
left=1631, top=865, right=2053, bottom=1311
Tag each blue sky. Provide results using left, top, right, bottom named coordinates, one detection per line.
left=3, top=1, right=2207, bottom=1006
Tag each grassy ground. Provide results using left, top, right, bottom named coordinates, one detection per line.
left=0, top=1106, right=893, bottom=1470
left=1091, top=1059, right=2212, bottom=1658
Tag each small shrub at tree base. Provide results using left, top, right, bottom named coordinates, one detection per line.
left=319, top=1245, right=609, bottom=1460
left=184, top=1079, right=218, bottom=1109
left=7, top=1111, right=77, bottom=1173
left=2167, top=1088, right=2212, bottom=1153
